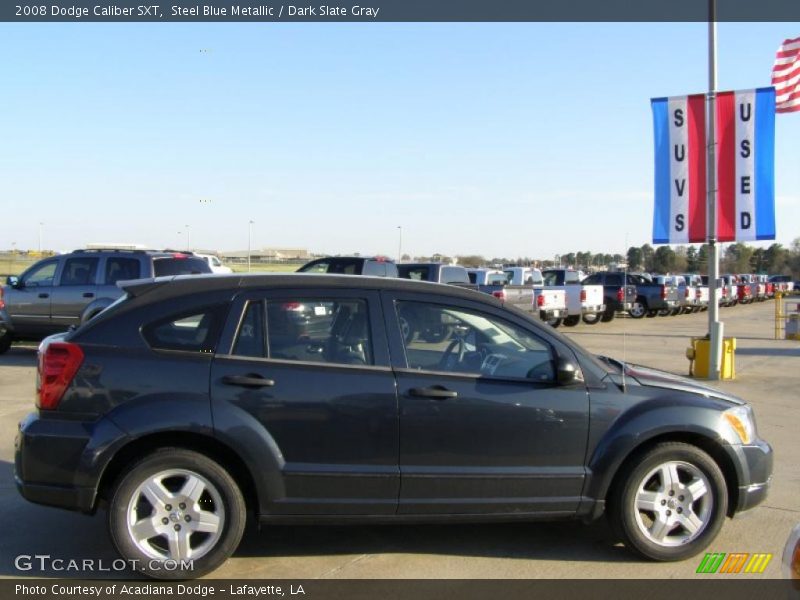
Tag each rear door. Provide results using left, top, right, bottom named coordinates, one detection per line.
left=210, top=288, right=400, bottom=515
left=384, top=291, right=590, bottom=516
left=49, top=256, right=100, bottom=330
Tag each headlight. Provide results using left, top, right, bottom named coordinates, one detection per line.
left=783, top=524, right=800, bottom=582
left=722, top=405, right=756, bottom=445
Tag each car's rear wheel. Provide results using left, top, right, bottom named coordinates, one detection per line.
left=600, top=307, right=616, bottom=322
left=563, top=315, right=581, bottom=327
left=610, top=442, right=727, bottom=561
left=109, top=449, right=246, bottom=579
left=546, top=317, right=562, bottom=328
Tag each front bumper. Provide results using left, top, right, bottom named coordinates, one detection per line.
left=730, top=438, right=773, bottom=514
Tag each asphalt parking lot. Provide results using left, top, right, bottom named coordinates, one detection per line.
left=0, top=300, right=797, bottom=580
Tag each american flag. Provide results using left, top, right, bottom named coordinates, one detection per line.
left=772, top=37, right=800, bottom=113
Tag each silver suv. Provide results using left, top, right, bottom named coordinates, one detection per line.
left=0, top=248, right=211, bottom=353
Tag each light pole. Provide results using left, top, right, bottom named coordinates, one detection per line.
left=248, top=220, right=254, bottom=272
left=38, top=222, right=44, bottom=254
left=397, top=226, right=402, bottom=261
left=185, top=225, right=190, bottom=250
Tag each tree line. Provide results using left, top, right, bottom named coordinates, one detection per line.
left=409, top=238, right=800, bottom=276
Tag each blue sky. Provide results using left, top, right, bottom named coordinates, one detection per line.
left=1, top=22, right=798, bottom=258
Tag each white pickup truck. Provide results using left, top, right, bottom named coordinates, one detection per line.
left=500, top=267, right=568, bottom=327
left=542, top=269, right=606, bottom=326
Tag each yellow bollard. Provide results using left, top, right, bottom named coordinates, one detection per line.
left=690, top=337, right=736, bottom=380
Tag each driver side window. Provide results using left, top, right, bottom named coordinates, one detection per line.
left=396, top=301, right=555, bottom=381
left=22, top=260, right=58, bottom=288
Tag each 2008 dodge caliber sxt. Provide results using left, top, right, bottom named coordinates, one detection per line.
left=15, top=274, right=772, bottom=578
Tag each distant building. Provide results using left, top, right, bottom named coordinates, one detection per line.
left=221, top=247, right=312, bottom=262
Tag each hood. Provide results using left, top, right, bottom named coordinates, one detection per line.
left=624, top=362, right=746, bottom=406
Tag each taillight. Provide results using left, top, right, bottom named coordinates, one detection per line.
left=492, top=290, right=506, bottom=301
left=171, top=253, right=189, bottom=259
left=616, top=287, right=624, bottom=302
left=37, top=342, right=84, bottom=410
left=282, top=302, right=303, bottom=311
left=660, top=285, right=667, bottom=300
left=696, top=288, right=702, bottom=299
left=0, top=287, right=4, bottom=310
left=722, top=285, right=728, bottom=298
left=684, top=288, right=690, bottom=298
left=537, top=294, right=545, bottom=308
left=580, top=289, right=587, bottom=302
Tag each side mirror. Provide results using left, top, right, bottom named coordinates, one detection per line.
left=6, top=276, right=20, bottom=289
left=556, top=357, right=584, bottom=386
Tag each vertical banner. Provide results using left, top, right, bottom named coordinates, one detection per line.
left=716, top=87, right=776, bottom=242
left=651, top=94, right=707, bottom=244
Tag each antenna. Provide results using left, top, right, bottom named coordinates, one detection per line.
left=621, top=233, right=629, bottom=391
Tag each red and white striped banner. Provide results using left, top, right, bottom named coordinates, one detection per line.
left=772, top=36, right=800, bottom=113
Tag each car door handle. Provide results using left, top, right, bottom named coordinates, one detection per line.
left=83, top=292, right=95, bottom=298
left=38, top=293, right=49, bottom=299
left=222, top=374, right=275, bottom=388
left=409, top=386, right=458, bottom=399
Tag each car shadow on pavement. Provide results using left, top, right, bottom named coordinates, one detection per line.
left=234, top=519, right=633, bottom=565
left=0, top=345, right=38, bottom=367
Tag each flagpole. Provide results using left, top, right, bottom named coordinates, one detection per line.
left=707, top=0, right=723, bottom=380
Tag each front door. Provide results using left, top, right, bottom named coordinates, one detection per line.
left=5, top=258, right=59, bottom=336
left=211, top=290, right=399, bottom=515
left=384, top=293, right=590, bottom=516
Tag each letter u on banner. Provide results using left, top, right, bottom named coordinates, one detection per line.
left=651, top=94, right=707, bottom=244
left=716, top=87, right=776, bottom=242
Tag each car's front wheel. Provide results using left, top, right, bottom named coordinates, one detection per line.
left=610, top=442, right=728, bottom=561
left=109, top=449, right=246, bottom=579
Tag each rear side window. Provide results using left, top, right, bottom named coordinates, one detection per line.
left=153, top=256, right=210, bottom=276
left=143, top=305, right=226, bottom=353
left=298, top=259, right=361, bottom=274
left=60, top=257, right=99, bottom=286
left=105, top=257, right=142, bottom=284
left=266, top=299, right=373, bottom=365
left=441, top=267, right=468, bottom=284
left=232, top=301, right=266, bottom=358
left=398, top=266, right=430, bottom=281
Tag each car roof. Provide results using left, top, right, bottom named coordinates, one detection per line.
left=120, top=273, right=501, bottom=306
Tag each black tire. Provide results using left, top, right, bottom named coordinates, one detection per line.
left=0, top=332, right=12, bottom=355
left=609, top=442, right=728, bottom=562
left=563, top=315, right=581, bottom=327
left=657, top=308, right=671, bottom=317
left=600, top=306, right=616, bottom=323
left=646, top=310, right=658, bottom=318
left=670, top=307, right=682, bottom=316
left=582, top=313, right=601, bottom=325
left=108, top=449, right=246, bottom=579
left=546, top=317, right=563, bottom=328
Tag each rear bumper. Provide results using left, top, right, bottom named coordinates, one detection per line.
left=581, top=304, right=605, bottom=315
left=14, top=412, right=124, bottom=514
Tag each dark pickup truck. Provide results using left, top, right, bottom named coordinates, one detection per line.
left=580, top=271, right=638, bottom=323
left=397, top=263, right=477, bottom=288
left=628, top=273, right=681, bottom=318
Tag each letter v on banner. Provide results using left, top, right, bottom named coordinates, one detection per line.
left=715, top=87, right=776, bottom=242
left=651, top=94, right=707, bottom=244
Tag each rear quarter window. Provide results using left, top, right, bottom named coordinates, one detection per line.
left=153, top=257, right=211, bottom=276
left=142, top=305, right=227, bottom=353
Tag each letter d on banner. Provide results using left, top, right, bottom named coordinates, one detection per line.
left=651, top=94, right=707, bottom=244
